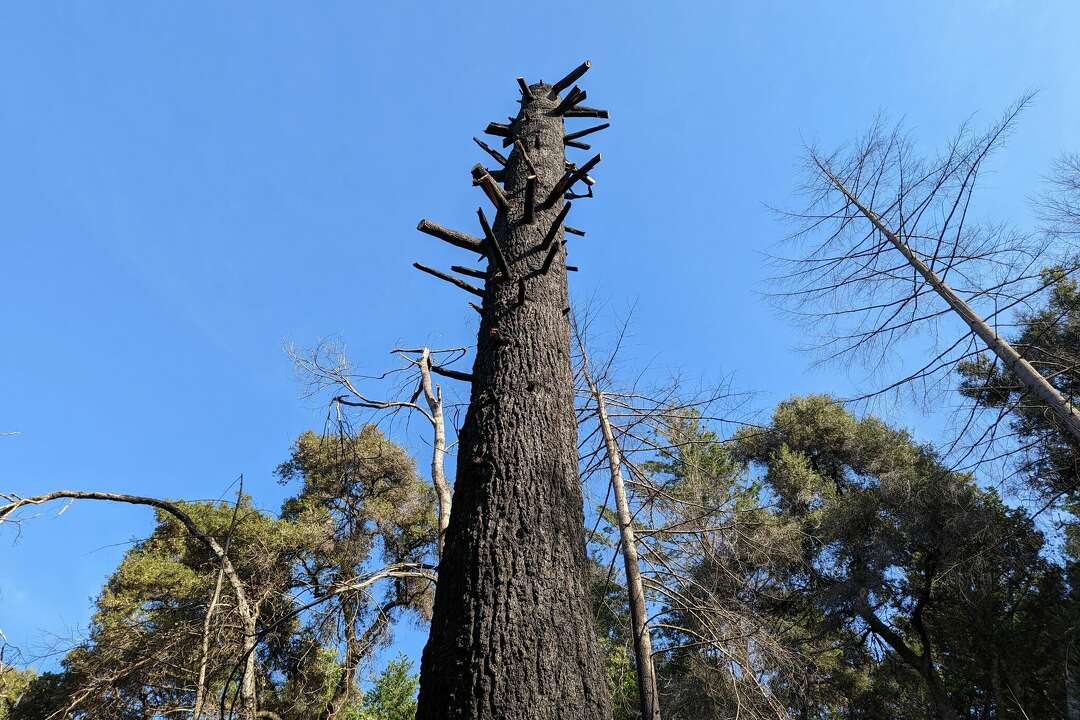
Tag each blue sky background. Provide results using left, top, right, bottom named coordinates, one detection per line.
left=2, top=1, right=1078, bottom=680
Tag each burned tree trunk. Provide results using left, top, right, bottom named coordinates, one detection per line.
left=413, top=62, right=612, bottom=719
left=585, top=374, right=662, bottom=720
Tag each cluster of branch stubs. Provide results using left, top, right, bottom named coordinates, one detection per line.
left=411, top=61, right=615, bottom=719
left=413, top=59, right=608, bottom=310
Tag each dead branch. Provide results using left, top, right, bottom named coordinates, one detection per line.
left=550, top=60, right=591, bottom=98
left=473, top=137, right=508, bottom=166
left=416, top=219, right=486, bottom=255
left=413, top=262, right=485, bottom=297
left=0, top=489, right=262, bottom=719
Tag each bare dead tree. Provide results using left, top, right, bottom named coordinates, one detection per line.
left=395, top=347, right=455, bottom=557
left=776, top=95, right=1080, bottom=447
left=573, top=318, right=662, bottom=720
left=289, top=340, right=467, bottom=557
left=409, top=60, right=613, bottom=719
left=570, top=308, right=799, bottom=719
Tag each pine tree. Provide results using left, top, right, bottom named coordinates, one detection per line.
left=412, top=61, right=612, bottom=718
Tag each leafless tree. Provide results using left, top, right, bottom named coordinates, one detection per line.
left=775, top=94, right=1080, bottom=448
left=573, top=316, right=662, bottom=720
left=1037, top=152, right=1080, bottom=239
left=572, top=310, right=799, bottom=719
left=288, top=340, right=470, bottom=557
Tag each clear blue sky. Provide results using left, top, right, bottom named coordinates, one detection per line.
left=2, top=1, right=1077, bottom=677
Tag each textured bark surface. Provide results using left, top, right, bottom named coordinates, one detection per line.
left=415, top=83, right=611, bottom=719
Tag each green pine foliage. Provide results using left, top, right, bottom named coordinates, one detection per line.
left=350, top=655, right=419, bottom=720
left=8, top=426, right=435, bottom=720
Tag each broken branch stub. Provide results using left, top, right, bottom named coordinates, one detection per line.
left=414, top=61, right=612, bottom=720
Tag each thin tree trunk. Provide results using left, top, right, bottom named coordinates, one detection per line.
left=925, top=675, right=960, bottom=720
left=1067, top=637, right=1080, bottom=720
left=192, top=564, right=227, bottom=719
left=822, top=165, right=1080, bottom=443
left=239, top=609, right=259, bottom=720
left=989, top=652, right=1004, bottom=716
left=192, top=485, right=244, bottom=720
left=419, top=348, right=452, bottom=557
left=856, top=604, right=958, bottom=720
left=580, top=350, right=662, bottom=720
left=415, top=76, right=611, bottom=719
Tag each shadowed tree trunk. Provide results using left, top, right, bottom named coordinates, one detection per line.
left=856, top=603, right=959, bottom=720
left=414, top=62, right=612, bottom=719
left=1067, top=636, right=1080, bottom=720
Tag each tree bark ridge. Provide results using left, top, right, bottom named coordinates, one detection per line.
left=415, top=78, right=611, bottom=719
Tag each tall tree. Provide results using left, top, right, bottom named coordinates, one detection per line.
left=413, top=60, right=613, bottom=718
left=1, top=427, right=436, bottom=720
left=636, top=412, right=797, bottom=720
left=4, top=496, right=303, bottom=720
left=957, top=264, right=1080, bottom=716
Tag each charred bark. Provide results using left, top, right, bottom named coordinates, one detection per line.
left=415, top=67, right=611, bottom=719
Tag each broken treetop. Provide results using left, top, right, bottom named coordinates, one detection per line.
left=413, top=60, right=609, bottom=308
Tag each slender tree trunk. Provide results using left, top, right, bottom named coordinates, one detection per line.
left=239, top=609, right=259, bottom=720
left=989, top=653, right=1004, bottom=716
left=1067, top=638, right=1080, bottom=720
left=320, top=599, right=399, bottom=720
left=580, top=350, right=662, bottom=720
left=193, top=487, right=243, bottom=720
left=823, top=166, right=1080, bottom=443
left=925, top=674, right=960, bottom=720
left=191, top=565, right=227, bottom=719
left=856, top=604, right=958, bottom=720
left=419, top=348, right=452, bottom=557
left=415, top=76, right=611, bottom=719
